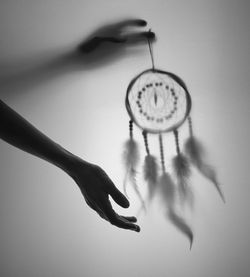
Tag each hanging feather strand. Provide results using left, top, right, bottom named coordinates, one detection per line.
left=159, top=172, right=176, bottom=206
left=173, top=153, right=194, bottom=208
left=184, top=136, right=225, bottom=203
left=159, top=172, right=193, bottom=248
left=143, top=154, right=158, bottom=203
left=123, top=138, right=146, bottom=210
left=123, top=138, right=139, bottom=195
left=167, top=209, right=194, bottom=249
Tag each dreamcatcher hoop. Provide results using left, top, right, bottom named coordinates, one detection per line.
left=125, top=68, right=192, bottom=134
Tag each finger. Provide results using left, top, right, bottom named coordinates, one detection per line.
left=124, top=31, right=156, bottom=42
left=143, top=31, right=156, bottom=40
left=121, top=216, right=137, bottom=223
left=120, top=31, right=156, bottom=48
left=100, top=198, right=140, bottom=232
left=96, top=168, right=129, bottom=208
left=117, top=19, right=147, bottom=29
left=109, top=185, right=130, bottom=208
left=101, top=31, right=155, bottom=46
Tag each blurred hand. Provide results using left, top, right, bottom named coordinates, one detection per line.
left=78, top=19, right=155, bottom=52
left=68, top=157, right=140, bottom=232
left=0, top=19, right=155, bottom=97
left=71, top=18, right=155, bottom=68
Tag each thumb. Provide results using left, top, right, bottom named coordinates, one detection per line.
left=109, top=185, right=130, bottom=208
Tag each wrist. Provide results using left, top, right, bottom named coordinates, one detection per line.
left=58, top=148, right=89, bottom=177
left=52, top=145, right=76, bottom=173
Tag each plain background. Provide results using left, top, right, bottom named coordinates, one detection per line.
left=0, top=0, right=249, bottom=276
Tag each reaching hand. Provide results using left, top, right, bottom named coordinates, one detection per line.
left=68, top=157, right=140, bottom=232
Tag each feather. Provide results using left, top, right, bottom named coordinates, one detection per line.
left=129, top=167, right=147, bottom=211
left=123, top=138, right=146, bottom=209
left=158, top=172, right=176, bottom=207
left=159, top=172, right=193, bottom=248
left=143, top=154, right=158, bottom=202
left=172, top=154, right=194, bottom=208
left=123, top=138, right=139, bottom=169
left=167, top=209, right=194, bottom=249
left=184, top=135, right=204, bottom=165
left=185, top=136, right=225, bottom=203
left=173, top=153, right=191, bottom=180
left=197, top=163, right=225, bottom=203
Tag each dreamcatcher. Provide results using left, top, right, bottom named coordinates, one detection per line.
left=123, top=31, right=225, bottom=248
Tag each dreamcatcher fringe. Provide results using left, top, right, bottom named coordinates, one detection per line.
left=172, top=153, right=194, bottom=208
left=184, top=136, right=225, bottom=203
left=123, top=138, right=139, bottom=168
left=123, top=138, right=146, bottom=209
left=123, top=138, right=139, bottom=197
left=159, top=172, right=175, bottom=205
left=159, top=172, right=193, bottom=248
left=143, top=154, right=158, bottom=203
left=167, top=209, right=193, bottom=249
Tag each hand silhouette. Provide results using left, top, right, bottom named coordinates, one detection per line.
left=78, top=19, right=155, bottom=52
left=73, top=18, right=155, bottom=68
left=0, top=100, right=140, bottom=231
left=68, top=158, right=140, bottom=231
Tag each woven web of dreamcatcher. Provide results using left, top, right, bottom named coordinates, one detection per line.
left=126, top=69, right=191, bottom=134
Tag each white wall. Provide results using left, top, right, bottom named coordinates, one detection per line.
left=0, top=0, right=249, bottom=276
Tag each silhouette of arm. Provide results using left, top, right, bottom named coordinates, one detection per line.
left=0, top=99, right=140, bottom=231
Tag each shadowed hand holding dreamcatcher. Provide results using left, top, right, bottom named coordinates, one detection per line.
left=123, top=30, right=225, bottom=248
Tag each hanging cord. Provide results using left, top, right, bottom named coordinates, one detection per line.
left=142, top=131, right=150, bottom=155
left=187, top=116, right=193, bottom=137
left=129, top=120, right=134, bottom=139
left=174, top=129, right=180, bottom=155
left=159, top=133, right=166, bottom=172
left=147, top=29, right=155, bottom=70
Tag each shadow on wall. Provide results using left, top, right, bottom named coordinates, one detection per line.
left=0, top=19, right=155, bottom=99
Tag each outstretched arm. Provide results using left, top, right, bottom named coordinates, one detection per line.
left=0, top=99, right=140, bottom=232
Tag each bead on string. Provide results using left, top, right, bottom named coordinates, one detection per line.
left=129, top=120, right=133, bottom=139
left=142, top=130, right=150, bottom=155
left=159, top=133, right=166, bottom=173
left=187, top=116, right=193, bottom=137
left=174, top=129, right=180, bottom=155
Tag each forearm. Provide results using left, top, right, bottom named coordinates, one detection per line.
left=0, top=99, right=76, bottom=173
